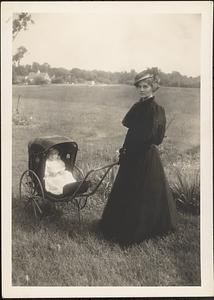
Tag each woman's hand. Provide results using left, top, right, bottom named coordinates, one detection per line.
left=112, top=149, right=120, bottom=164
left=118, top=147, right=127, bottom=164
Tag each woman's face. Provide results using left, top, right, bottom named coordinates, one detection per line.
left=137, top=81, right=153, bottom=99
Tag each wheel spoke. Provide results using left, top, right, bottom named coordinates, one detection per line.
left=20, top=170, right=45, bottom=222
left=23, top=197, right=32, bottom=209
left=32, top=201, right=38, bottom=219
left=21, top=180, right=30, bottom=194
left=21, top=176, right=34, bottom=194
left=32, top=197, right=43, bottom=215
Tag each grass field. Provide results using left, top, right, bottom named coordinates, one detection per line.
left=12, top=84, right=200, bottom=286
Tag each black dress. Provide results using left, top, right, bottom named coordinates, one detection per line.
left=100, top=96, right=177, bottom=245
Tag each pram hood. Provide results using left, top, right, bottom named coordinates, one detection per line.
left=28, top=135, right=78, bottom=154
left=28, top=136, right=78, bottom=178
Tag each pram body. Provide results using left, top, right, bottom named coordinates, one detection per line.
left=19, top=135, right=118, bottom=224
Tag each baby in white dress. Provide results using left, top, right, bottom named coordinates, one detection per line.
left=44, top=148, right=76, bottom=195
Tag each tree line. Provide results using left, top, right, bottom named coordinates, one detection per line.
left=13, top=63, right=200, bottom=88
left=12, top=13, right=200, bottom=88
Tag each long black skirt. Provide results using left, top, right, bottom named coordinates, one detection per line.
left=100, top=145, right=177, bottom=245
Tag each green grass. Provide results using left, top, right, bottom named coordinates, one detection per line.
left=12, top=85, right=200, bottom=286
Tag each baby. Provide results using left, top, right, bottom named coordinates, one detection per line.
left=44, top=148, right=76, bottom=195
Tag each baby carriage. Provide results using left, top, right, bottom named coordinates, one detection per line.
left=19, top=135, right=118, bottom=224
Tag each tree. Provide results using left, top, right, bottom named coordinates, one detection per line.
left=13, top=13, right=34, bottom=40
left=32, top=62, right=40, bottom=73
left=40, top=63, right=50, bottom=74
left=12, top=46, right=27, bottom=66
left=12, top=13, right=34, bottom=83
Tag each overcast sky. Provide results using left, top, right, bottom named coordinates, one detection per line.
left=13, top=13, right=201, bottom=76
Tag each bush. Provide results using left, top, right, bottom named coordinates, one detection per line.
left=33, top=76, right=49, bottom=85
left=51, top=77, right=64, bottom=84
left=171, top=168, right=200, bottom=215
left=12, top=112, right=33, bottom=126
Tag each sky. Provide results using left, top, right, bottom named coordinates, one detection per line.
left=13, top=13, right=201, bottom=77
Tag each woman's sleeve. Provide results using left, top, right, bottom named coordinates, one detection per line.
left=122, top=103, right=139, bottom=128
left=122, top=105, right=154, bottom=153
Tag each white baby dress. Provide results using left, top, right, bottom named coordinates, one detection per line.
left=44, top=158, right=76, bottom=195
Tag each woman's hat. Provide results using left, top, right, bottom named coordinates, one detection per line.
left=134, top=70, right=160, bottom=92
left=134, top=72, right=154, bottom=86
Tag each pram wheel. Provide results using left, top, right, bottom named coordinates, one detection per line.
left=19, top=170, right=45, bottom=221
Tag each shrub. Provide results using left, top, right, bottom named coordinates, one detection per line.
left=33, top=76, right=49, bottom=85
left=51, top=77, right=64, bottom=84
left=12, top=112, right=33, bottom=126
left=171, top=168, right=200, bottom=215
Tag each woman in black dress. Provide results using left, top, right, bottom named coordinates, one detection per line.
left=100, top=70, right=177, bottom=245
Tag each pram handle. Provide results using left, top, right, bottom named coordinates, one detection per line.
left=86, top=161, right=119, bottom=175
left=76, top=161, right=119, bottom=198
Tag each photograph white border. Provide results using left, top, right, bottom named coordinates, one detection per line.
left=1, top=1, right=213, bottom=298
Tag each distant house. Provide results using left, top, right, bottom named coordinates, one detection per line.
left=25, top=72, right=37, bottom=84
left=87, top=80, right=95, bottom=86
left=26, top=70, right=51, bottom=84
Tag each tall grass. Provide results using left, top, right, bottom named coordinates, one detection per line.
left=159, top=140, right=200, bottom=215
left=171, top=168, right=200, bottom=215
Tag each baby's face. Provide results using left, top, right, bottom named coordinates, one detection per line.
left=48, top=150, right=59, bottom=161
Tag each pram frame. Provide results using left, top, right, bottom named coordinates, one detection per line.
left=19, top=136, right=118, bottom=225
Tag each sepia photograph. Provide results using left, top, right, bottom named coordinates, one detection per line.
left=1, top=1, right=213, bottom=298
